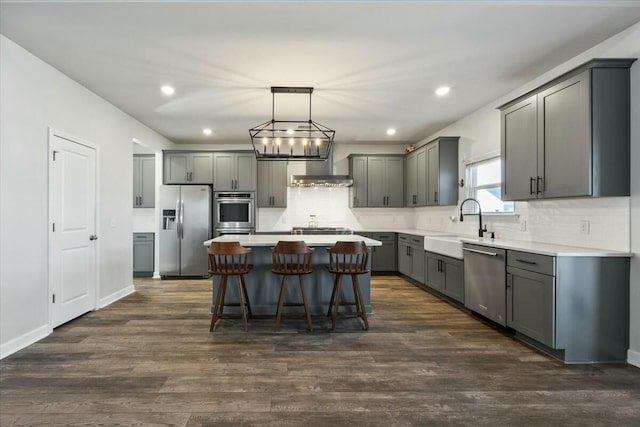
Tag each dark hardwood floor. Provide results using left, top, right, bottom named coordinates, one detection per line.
left=1, top=275, right=639, bottom=426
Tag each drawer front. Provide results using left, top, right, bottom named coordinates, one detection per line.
left=133, top=233, right=154, bottom=242
left=398, top=234, right=411, bottom=243
left=410, top=235, right=424, bottom=247
left=507, top=250, right=555, bottom=276
left=371, top=232, right=395, bottom=241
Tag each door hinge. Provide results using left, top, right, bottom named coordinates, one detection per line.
left=52, top=150, right=59, bottom=161
left=52, top=294, right=56, bottom=303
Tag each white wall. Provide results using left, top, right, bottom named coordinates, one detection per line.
left=0, top=35, right=176, bottom=358
left=630, top=59, right=640, bottom=368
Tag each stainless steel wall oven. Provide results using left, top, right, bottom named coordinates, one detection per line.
left=214, top=192, right=255, bottom=235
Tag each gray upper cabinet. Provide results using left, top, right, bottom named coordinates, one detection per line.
left=405, top=137, right=458, bottom=207
left=257, top=161, right=288, bottom=207
left=502, top=95, right=538, bottom=200
left=349, top=156, right=368, bottom=207
left=500, top=59, right=635, bottom=201
left=426, top=137, right=459, bottom=206
left=164, top=151, right=213, bottom=184
left=133, top=155, right=155, bottom=208
left=213, top=152, right=256, bottom=191
left=367, top=156, right=404, bottom=207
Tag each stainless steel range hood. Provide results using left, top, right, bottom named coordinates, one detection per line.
left=289, top=158, right=353, bottom=187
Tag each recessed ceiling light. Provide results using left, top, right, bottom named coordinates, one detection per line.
left=435, top=86, right=450, bottom=97
left=386, top=128, right=397, bottom=136
left=160, top=85, right=175, bottom=96
left=202, top=128, right=212, bottom=136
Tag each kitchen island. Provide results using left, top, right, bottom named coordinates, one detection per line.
left=204, top=234, right=382, bottom=316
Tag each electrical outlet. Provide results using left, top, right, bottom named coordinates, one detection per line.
left=519, top=219, right=527, bottom=231
left=579, top=220, right=590, bottom=235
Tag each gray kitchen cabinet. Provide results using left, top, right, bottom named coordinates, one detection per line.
left=163, top=151, right=213, bottom=184
left=502, top=248, right=629, bottom=363
left=367, top=156, right=404, bottom=207
left=426, top=252, right=464, bottom=304
left=501, top=95, right=538, bottom=200
left=133, top=233, right=154, bottom=277
left=397, top=234, right=424, bottom=283
left=405, top=147, right=428, bottom=207
left=370, top=232, right=397, bottom=272
left=500, top=59, right=635, bottom=201
left=349, top=156, right=368, bottom=207
left=257, top=161, right=287, bottom=207
left=133, top=155, right=155, bottom=208
left=214, top=152, right=256, bottom=191
left=426, top=137, right=459, bottom=206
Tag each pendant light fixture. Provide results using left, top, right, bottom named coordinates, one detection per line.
left=249, top=87, right=335, bottom=161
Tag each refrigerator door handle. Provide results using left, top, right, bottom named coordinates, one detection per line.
left=180, top=200, right=185, bottom=239
left=175, top=199, right=181, bottom=239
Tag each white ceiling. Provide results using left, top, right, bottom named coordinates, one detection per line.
left=2, top=1, right=640, bottom=146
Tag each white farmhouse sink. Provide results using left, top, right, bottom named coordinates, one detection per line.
left=424, top=235, right=464, bottom=259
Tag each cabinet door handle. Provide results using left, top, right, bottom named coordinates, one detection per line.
left=139, top=196, right=143, bottom=206
left=536, top=176, right=543, bottom=194
left=515, top=258, right=537, bottom=265
left=530, top=177, right=535, bottom=195
left=190, top=172, right=194, bottom=181
left=434, top=191, right=438, bottom=203
left=506, top=272, right=512, bottom=289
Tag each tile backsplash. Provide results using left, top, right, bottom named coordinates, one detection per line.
left=259, top=191, right=630, bottom=252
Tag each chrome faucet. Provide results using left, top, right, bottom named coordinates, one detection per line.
left=460, top=198, right=488, bottom=238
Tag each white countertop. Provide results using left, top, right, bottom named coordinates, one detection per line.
left=457, top=237, right=633, bottom=257
left=205, top=234, right=382, bottom=247
left=358, top=228, right=456, bottom=237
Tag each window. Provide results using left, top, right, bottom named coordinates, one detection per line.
left=464, top=157, right=514, bottom=214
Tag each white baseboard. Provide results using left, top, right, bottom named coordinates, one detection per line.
left=98, top=285, right=135, bottom=309
left=0, top=324, right=51, bottom=360
left=153, top=271, right=160, bottom=279
left=628, top=349, right=640, bottom=368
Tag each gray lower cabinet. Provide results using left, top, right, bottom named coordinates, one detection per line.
left=133, top=233, right=154, bottom=277
left=164, top=152, right=214, bottom=184
left=504, top=249, right=629, bottom=363
left=366, top=156, right=404, bottom=207
left=133, top=155, right=155, bottom=208
left=349, top=156, right=368, bottom=207
left=425, top=252, right=464, bottom=303
left=257, top=161, right=287, bottom=207
left=370, top=232, right=397, bottom=272
left=397, top=234, right=424, bottom=283
left=500, top=59, right=635, bottom=201
left=213, top=152, right=256, bottom=191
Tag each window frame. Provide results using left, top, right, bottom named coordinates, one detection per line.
left=463, top=155, right=514, bottom=215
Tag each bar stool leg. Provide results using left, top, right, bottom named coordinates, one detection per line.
left=352, top=274, right=369, bottom=330
left=298, top=275, right=313, bottom=332
left=275, top=275, right=288, bottom=331
left=210, top=275, right=227, bottom=332
left=236, top=275, right=248, bottom=332
left=331, top=274, right=343, bottom=331
left=239, top=275, right=253, bottom=317
left=328, top=273, right=339, bottom=317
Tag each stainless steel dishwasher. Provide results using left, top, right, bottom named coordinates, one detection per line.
left=463, top=243, right=506, bottom=326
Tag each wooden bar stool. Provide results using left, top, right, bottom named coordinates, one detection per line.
left=271, top=241, right=314, bottom=332
left=327, top=241, right=370, bottom=330
left=207, top=241, right=252, bottom=332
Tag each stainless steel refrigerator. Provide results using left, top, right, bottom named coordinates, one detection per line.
left=159, top=185, right=211, bottom=278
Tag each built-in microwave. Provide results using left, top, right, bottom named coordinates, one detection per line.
left=214, top=192, right=255, bottom=231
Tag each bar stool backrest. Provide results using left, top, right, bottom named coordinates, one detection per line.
left=272, top=241, right=313, bottom=274
left=328, top=241, right=370, bottom=274
left=208, top=241, right=251, bottom=275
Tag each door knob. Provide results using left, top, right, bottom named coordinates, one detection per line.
left=89, top=235, right=98, bottom=241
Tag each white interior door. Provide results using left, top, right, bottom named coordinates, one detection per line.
left=50, top=133, right=97, bottom=327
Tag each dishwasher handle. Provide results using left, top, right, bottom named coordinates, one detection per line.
left=463, top=247, right=499, bottom=257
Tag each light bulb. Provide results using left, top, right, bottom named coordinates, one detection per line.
left=289, top=138, right=295, bottom=146
left=435, top=86, right=451, bottom=96
left=202, top=128, right=212, bottom=136
left=315, top=138, right=321, bottom=146
left=160, top=85, right=175, bottom=96
left=275, top=138, right=281, bottom=146
left=303, top=139, right=308, bottom=146
left=262, top=137, right=268, bottom=145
